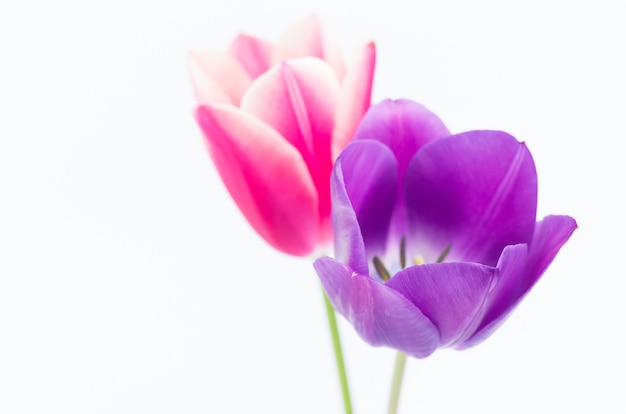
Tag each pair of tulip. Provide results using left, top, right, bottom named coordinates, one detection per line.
left=189, top=16, right=576, bottom=357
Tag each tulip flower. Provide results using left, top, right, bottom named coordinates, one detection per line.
left=190, top=16, right=376, bottom=256
left=313, top=99, right=577, bottom=358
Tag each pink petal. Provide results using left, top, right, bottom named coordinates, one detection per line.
left=332, top=41, right=377, bottom=159
left=188, top=50, right=252, bottom=106
left=195, top=104, right=319, bottom=256
left=240, top=58, right=340, bottom=240
left=314, top=257, right=440, bottom=358
left=271, top=14, right=346, bottom=80
left=227, top=34, right=273, bottom=79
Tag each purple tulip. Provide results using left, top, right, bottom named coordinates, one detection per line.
left=313, top=99, right=577, bottom=358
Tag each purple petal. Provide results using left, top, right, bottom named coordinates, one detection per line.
left=405, top=130, right=538, bottom=266
left=460, top=215, right=577, bottom=347
left=526, top=215, right=578, bottom=286
left=314, top=257, right=440, bottom=358
left=353, top=99, right=450, bottom=248
left=455, top=243, right=529, bottom=348
left=353, top=99, right=450, bottom=179
left=331, top=141, right=397, bottom=274
left=386, top=262, right=497, bottom=347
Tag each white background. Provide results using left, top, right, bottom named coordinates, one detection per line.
left=1, top=1, right=624, bottom=413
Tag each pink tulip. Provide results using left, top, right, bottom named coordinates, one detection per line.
left=189, top=16, right=376, bottom=256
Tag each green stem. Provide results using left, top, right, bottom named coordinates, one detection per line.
left=322, top=289, right=353, bottom=414
left=387, top=351, right=408, bottom=414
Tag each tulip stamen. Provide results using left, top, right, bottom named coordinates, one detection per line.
left=376, top=242, right=451, bottom=281
left=413, top=254, right=426, bottom=265
left=436, top=243, right=452, bottom=263
left=414, top=244, right=451, bottom=265
left=373, top=256, right=391, bottom=281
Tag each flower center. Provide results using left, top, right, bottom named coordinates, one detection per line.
left=373, top=238, right=452, bottom=281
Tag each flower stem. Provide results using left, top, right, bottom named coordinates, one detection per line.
left=322, top=289, right=353, bottom=414
left=387, top=351, right=408, bottom=414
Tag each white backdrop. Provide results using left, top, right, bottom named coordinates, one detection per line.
left=1, top=1, right=624, bottom=413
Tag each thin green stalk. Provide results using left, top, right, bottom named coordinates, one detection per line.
left=385, top=245, right=449, bottom=412
left=387, top=351, right=408, bottom=414
left=322, top=289, right=353, bottom=414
